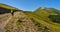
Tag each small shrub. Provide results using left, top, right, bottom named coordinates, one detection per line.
left=48, top=15, right=60, bottom=23
left=16, top=19, right=22, bottom=25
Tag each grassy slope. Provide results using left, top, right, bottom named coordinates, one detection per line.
left=26, top=12, right=60, bottom=32
left=0, top=3, right=19, bottom=10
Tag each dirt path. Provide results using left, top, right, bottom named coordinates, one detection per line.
left=0, top=16, right=12, bottom=32
left=0, top=13, right=10, bottom=19
left=0, top=12, right=19, bottom=30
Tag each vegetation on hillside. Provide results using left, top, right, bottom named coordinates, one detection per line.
left=25, top=7, right=60, bottom=32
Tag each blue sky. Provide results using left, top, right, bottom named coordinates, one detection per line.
left=0, top=0, right=60, bottom=11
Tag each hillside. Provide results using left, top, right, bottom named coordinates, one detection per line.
left=0, top=3, right=60, bottom=32
left=26, top=7, right=60, bottom=32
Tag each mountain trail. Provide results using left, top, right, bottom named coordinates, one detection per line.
left=0, top=16, right=12, bottom=31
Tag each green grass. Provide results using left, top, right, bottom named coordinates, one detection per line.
left=26, top=12, right=60, bottom=32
